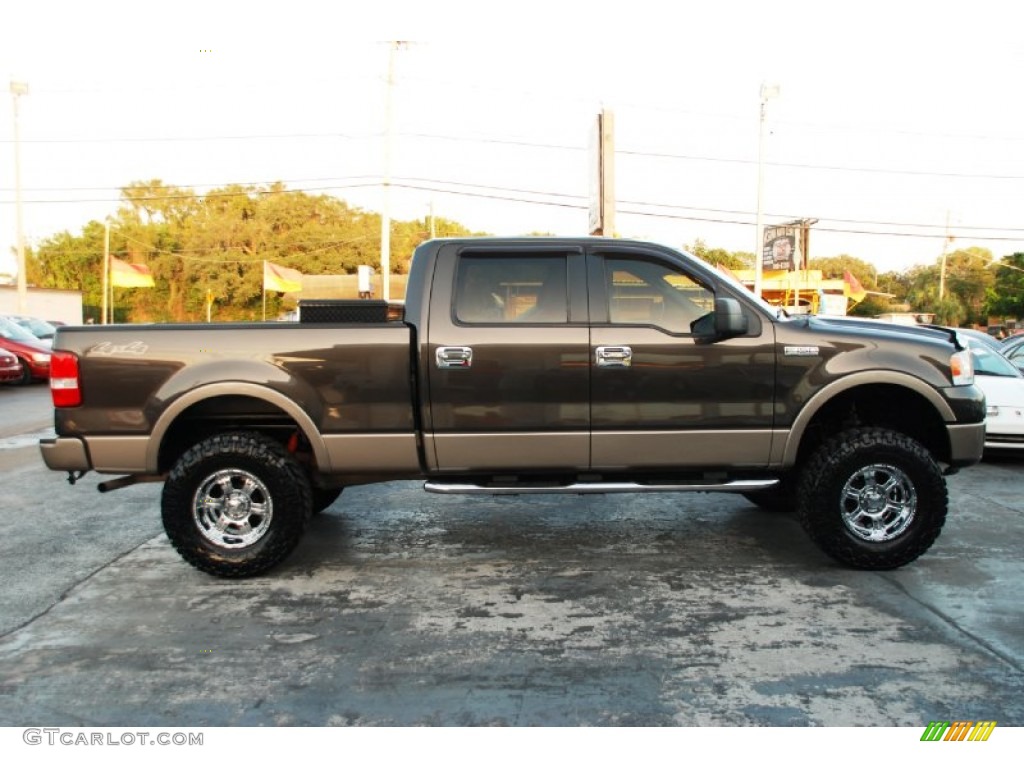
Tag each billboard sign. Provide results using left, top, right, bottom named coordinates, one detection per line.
left=762, top=225, right=803, bottom=271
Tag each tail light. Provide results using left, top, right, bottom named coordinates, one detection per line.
left=50, top=351, right=82, bottom=407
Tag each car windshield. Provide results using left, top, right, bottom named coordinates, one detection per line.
left=10, top=316, right=56, bottom=338
left=0, top=317, right=42, bottom=343
left=968, top=340, right=1022, bottom=378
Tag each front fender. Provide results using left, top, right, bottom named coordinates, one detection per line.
left=775, top=370, right=959, bottom=466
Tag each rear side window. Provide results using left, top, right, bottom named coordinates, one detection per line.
left=454, top=255, right=568, bottom=324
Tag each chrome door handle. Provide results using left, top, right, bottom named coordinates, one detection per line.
left=436, top=346, right=473, bottom=369
left=596, top=345, right=632, bottom=368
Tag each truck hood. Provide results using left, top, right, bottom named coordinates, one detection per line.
left=798, top=315, right=961, bottom=348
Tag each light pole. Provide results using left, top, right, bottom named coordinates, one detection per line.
left=10, top=80, right=28, bottom=314
left=754, top=82, right=779, bottom=298
left=380, top=42, right=405, bottom=302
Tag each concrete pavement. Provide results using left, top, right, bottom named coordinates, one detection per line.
left=1, top=423, right=1021, bottom=725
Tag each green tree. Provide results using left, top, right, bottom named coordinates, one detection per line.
left=685, top=239, right=753, bottom=271
left=904, top=248, right=994, bottom=326
left=807, top=254, right=883, bottom=317
left=984, top=252, right=1024, bottom=320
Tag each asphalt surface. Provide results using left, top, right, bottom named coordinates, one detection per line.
left=0, top=383, right=1022, bottom=727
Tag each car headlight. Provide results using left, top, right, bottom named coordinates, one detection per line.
left=986, top=405, right=1000, bottom=417
left=949, top=350, right=974, bottom=386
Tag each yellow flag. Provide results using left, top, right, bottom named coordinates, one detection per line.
left=110, top=256, right=155, bottom=288
left=263, top=260, right=303, bottom=293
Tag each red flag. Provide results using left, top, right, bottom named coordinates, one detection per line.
left=843, top=270, right=867, bottom=303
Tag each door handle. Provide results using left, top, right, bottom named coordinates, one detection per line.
left=596, top=345, right=632, bottom=368
left=436, top=346, right=473, bottom=369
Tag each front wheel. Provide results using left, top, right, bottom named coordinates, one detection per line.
left=162, top=432, right=312, bottom=578
left=797, top=427, right=947, bottom=570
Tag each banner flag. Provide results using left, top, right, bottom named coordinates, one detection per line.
left=263, top=260, right=303, bottom=293
left=110, top=257, right=155, bottom=288
left=843, top=270, right=867, bottom=303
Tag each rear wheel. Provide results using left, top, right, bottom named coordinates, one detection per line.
left=162, top=432, right=312, bottom=578
left=797, top=427, right=947, bottom=569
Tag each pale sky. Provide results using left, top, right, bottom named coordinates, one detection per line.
left=2, top=1, right=1023, bottom=279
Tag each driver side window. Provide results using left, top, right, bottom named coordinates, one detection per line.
left=605, top=258, right=714, bottom=333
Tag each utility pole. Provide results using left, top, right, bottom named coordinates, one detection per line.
left=380, top=42, right=406, bottom=302
left=10, top=80, right=28, bottom=314
left=588, top=108, right=615, bottom=236
left=938, top=210, right=952, bottom=300
left=754, top=83, right=780, bottom=298
left=102, top=219, right=110, bottom=324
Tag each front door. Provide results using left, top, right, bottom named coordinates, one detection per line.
left=587, top=246, right=777, bottom=470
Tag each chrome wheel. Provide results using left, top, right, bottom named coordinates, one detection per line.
left=192, top=467, right=273, bottom=549
left=840, top=463, right=916, bottom=542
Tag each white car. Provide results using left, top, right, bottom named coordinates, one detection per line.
left=965, top=339, right=1024, bottom=451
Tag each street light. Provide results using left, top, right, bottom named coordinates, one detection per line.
left=9, top=80, right=28, bottom=314
left=754, top=82, right=780, bottom=298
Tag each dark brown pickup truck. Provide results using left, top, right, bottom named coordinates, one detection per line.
left=40, top=237, right=986, bottom=577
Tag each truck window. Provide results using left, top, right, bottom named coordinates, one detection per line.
left=454, top=255, right=568, bottom=324
left=604, top=258, right=715, bottom=333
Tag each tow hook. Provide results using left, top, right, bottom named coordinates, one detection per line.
left=66, top=471, right=87, bottom=486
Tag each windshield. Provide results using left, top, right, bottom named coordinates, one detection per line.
left=11, top=316, right=56, bottom=338
left=0, top=317, right=42, bottom=343
left=968, top=341, right=1022, bottom=378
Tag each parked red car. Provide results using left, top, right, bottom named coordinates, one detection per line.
left=0, top=346, right=22, bottom=384
left=0, top=316, right=50, bottom=384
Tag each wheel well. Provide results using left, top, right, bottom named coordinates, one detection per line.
left=795, top=384, right=950, bottom=466
left=156, top=395, right=316, bottom=474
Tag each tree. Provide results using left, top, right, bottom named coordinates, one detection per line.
left=984, top=252, right=1024, bottom=321
left=904, top=248, right=994, bottom=326
left=685, top=239, right=752, bottom=271
left=807, top=254, right=882, bottom=317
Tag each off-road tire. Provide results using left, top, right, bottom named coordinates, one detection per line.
left=162, top=431, right=312, bottom=578
left=797, top=427, right=947, bottom=570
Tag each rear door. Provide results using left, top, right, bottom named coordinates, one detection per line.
left=587, top=244, right=776, bottom=470
left=424, top=243, right=590, bottom=472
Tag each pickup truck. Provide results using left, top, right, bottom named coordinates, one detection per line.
left=39, top=237, right=986, bottom=577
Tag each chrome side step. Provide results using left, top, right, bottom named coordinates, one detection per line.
left=424, top=479, right=778, bottom=495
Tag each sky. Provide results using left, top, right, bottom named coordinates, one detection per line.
left=2, top=1, right=1023, bottom=281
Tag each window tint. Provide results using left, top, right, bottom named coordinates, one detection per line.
left=454, top=255, right=568, bottom=324
left=605, top=258, right=714, bottom=332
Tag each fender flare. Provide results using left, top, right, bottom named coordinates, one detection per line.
left=778, top=370, right=955, bottom=466
left=145, top=382, right=331, bottom=473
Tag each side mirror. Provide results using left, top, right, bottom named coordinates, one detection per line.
left=713, top=297, right=748, bottom=338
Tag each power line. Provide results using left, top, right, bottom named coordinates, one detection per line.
left=7, top=126, right=1022, bottom=181
left=7, top=174, right=1024, bottom=245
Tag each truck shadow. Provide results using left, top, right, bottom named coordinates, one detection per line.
left=286, top=488, right=828, bottom=575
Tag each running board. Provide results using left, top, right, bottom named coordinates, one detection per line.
left=424, top=479, right=779, bottom=495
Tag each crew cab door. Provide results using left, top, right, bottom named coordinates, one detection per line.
left=587, top=245, right=776, bottom=469
left=424, top=244, right=590, bottom=472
